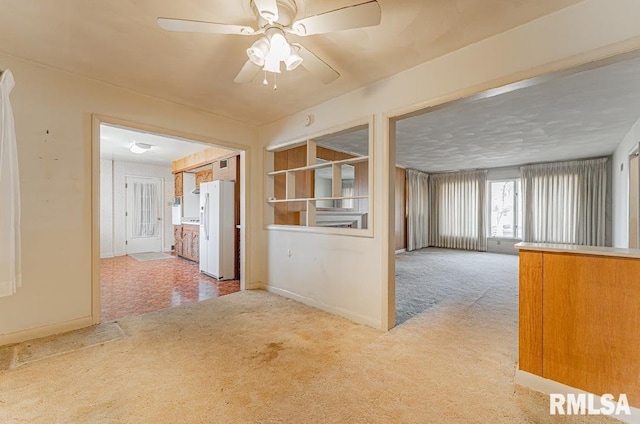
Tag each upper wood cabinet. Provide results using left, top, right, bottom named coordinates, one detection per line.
left=195, top=168, right=213, bottom=189
left=174, top=172, right=183, bottom=197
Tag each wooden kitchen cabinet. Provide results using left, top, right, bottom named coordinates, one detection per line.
left=195, top=168, right=213, bottom=189
left=173, top=225, right=183, bottom=257
left=179, top=224, right=200, bottom=262
left=174, top=172, right=184, bottom=197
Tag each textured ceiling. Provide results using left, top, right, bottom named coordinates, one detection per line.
left=0, top=0, right=581, bottom=126
left=100, top=124, right=214, bottom=167
left=319, top=57, right=640, bottom=173
left=396, top=56, right=640, bottom=173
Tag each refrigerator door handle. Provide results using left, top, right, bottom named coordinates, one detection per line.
left=204, top=193, right=210, bottom=241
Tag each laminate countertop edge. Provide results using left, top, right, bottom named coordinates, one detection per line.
left=515, top=242, right=640, bottom=259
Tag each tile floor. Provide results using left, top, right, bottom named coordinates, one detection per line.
left=100, top=254, right=240, bottom=321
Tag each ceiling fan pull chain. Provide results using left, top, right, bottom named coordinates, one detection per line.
left=273, top=72, right=278, bottom=90
left=263, top=71, right=268, bottom=86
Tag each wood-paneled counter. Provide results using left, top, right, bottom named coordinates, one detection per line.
left=516, top=242, right=640, bottom=406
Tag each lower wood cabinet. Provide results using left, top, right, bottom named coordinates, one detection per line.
left=174, top=226, right=184, bottom=257
left=174, top=224, right=199, bottom=262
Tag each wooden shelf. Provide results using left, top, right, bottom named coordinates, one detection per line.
left=267, top=196, right=368, bottom=204
left=267, top=156, right=368, bottom=176
left=267, top=138, right=369, bottom=229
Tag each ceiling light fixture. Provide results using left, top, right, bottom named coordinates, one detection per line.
left=246, top=28, right=303, bottom=88
left=246, top=38, right=270, bottom=67
left=285, top=45, right=303, bottom=71
left=130, top=142, right=152, bottom=154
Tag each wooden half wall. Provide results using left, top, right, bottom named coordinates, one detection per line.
left=517, top=243, right=640, bottom=406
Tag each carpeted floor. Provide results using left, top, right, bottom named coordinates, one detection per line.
left=0, top=272, right=619, bottom=422
left=395, top=247, right=519, bottom=325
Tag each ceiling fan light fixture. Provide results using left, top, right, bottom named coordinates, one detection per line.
left=130, top=142, right=152, bottom=154
left=285, top=48, right=303, bottom=71
left=268, top=32, right=291, bottom=61
left=263, top=55, right=281, bottom=73
left=247, top=37, right=270, bottom=66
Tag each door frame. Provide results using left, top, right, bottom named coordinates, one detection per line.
left=629, top=144, right=640, bottom=248
left=124, top=175, right=164, bottom=254
left=92, top=115, right=249, bottom=324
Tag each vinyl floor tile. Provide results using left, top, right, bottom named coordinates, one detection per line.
left=100, top=255, right=240, bottom=321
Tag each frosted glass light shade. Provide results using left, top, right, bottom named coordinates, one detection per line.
left=130, top=142, right=151, bottom=154
left=285, top=49, right=303, bottom=71
left=263, top=55, right=281, bottom=73
left=269, top=32, right=290, bottom=61
left=247, top=38, right=270, bottom=66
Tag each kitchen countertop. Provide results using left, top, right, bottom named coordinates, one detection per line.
left=515, top=242, right=640, bottom=259
left=181, top=219, right=200, bottom=225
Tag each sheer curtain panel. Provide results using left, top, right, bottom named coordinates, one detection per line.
left=521, top=158, right=607, bottom=246
left=428, top=170, right=487, bottom=251
left=0, top=69, right=21, bottom=297
left=132, top=182, right=159, bottom=237
left=406, top=169, right=429, bottom=251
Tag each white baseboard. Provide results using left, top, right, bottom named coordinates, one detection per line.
left=265, top=285, right=381, bottom=330
left=0, top=316, right=94, bottom=346
left=395, top=248, right=406, bottom=254
left=100, top=253, right=114, bottom=259
left=515, top=370, right=640, bottom=423
left=248, top=282, right=268, bottom=290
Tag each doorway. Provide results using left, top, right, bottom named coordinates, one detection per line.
left=96, top=119, right=245, bottom=322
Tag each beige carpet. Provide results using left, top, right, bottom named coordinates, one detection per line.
left=0, top=289, right=618, bottom=423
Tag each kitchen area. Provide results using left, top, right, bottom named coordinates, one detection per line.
left=171, top=146, right=241, bottom=280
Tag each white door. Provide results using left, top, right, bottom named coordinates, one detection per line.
left=126, top=176, right=163, bottom=254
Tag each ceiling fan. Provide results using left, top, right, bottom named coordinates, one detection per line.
left=157, top=0, right=382, bottom=87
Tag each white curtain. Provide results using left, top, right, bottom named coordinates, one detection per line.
left=406, top=169, right=429, bottom=251
left=521, top=158, right=607, bottom=246
left=132, top=182, right=159, bottom=237
left=0, top=69, right=21, bottom=297
left=428, top=169, right=487, bottom=251
left=340, top=179, right=355, bottom=209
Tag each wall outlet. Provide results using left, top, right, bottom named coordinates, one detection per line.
left=496, top=240, right=502, bottom=246
left=287, top=249, right=292, bottom=257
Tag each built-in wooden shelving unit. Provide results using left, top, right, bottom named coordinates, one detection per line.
left=266, top=139, right=369, bottom=227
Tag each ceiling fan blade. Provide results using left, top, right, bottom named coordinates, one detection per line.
left=157, top=18, right=257, bottom=35
left=234, top=60, right=262, bottom=84
left=253, top=0, right=279, bottom=22
left=293, top=43, right=340, bottom=84
left=290, top=1, right=381, bottom=36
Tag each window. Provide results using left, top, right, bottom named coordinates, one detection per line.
left=489, top=180, right=522, bottom=239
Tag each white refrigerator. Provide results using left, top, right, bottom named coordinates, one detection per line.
left=199, top=180, right=235, bottom=280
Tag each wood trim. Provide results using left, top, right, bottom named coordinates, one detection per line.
left=518, top=250, right=543, bottom=375
left=395, top=167, right=406, bottom=250
left=172, top=146, right=235, bottom=173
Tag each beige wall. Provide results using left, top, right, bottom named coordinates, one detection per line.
left=3, top=0, right=640, bottom=340
left=0, top=53, right=258, bottom=342
left=258, top=0, right=640, bottom=330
